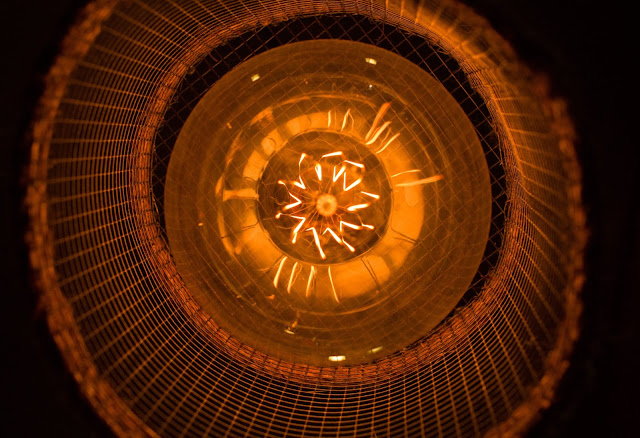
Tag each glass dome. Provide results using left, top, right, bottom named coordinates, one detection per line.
left=164, top=40, right=491, bottom=366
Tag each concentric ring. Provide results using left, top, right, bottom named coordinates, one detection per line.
left=26, top=1, right=585, bottom=436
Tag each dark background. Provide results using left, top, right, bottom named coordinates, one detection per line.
left=1, top=0, right=637, bottom=436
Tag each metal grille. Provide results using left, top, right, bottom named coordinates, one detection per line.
left=27, top=0, right=585, bottom=437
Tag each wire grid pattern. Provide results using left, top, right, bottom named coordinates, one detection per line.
left=27, top=0, right=584, bottom=437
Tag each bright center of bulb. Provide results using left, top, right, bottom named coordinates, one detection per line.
left=316, top=193, right=338, bottom=217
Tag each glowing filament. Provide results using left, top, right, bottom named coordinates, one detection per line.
left=396, top=174, right=444, bottom=187
left=324, top=227, right=342, bottom=244
left=365, top=103, right=390, bottom=142
left=343, top=175, right=362, bottom=191
left=293, top=177, right=305, bottom=189
left=341, top=109, right=352, bottom=131
left=283, top=193, right=302, bottom=210
left=273, top=257, right=288, bottom=287
left=375, top=132, right=400, bottom=154
left=292, top=216, right=306, bottom=243
left=365, top=121, right=392, bottom=145
left=347, top=203, right=370, bottom=212
left=306, top=265, right=317, bottom=297
left=328, top=266, right=339, bottom=302
left=342, top=238, right=356, bottom=252
left=333, top=165, right=346, bottom=182
left=340, top=221, right=361, bottom=231
left=391, top=169, right=420, bottom=178
left=274, top=142, right=383, bottom=264
left=361, top=191, right=380, bottom=199
left=287, top=262, right=299, bottom=293
left=308, top=227, right=326, bottom=259
left=344, top=160, right=364, bottom=168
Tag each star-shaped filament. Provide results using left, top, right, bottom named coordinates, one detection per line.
left=275, top=152, right=379, bottom=260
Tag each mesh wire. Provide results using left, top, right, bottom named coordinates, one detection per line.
left=27, top=0, right=585, bottom=437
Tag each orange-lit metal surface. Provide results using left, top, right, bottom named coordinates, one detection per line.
left=26, top=0, right=585, bottom=436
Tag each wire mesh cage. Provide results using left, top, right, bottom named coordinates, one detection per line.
left=27, top=0, right=585, bottom=436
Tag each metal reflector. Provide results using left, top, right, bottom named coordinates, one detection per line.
left=27, top=0, right=585, bottom=436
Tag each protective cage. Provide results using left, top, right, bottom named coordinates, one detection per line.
left=27, top=0, right=585, bottom=437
